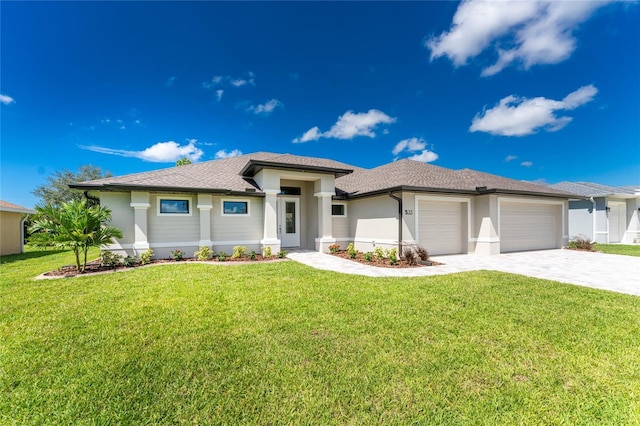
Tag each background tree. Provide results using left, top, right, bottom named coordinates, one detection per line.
left=32, top=165, right=111, bottom=207
left=175, top=157, right=192, bottom=166
left=29, top=200, right=123, bottom=272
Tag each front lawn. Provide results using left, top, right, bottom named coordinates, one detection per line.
left=1, top=249, right=639, bottom=424
left=595, top=243, right=640, bottom=257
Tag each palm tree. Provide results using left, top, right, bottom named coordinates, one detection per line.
left=29, top=200, right=123, bottom=272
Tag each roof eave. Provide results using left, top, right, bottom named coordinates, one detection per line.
left=69, top=183, right=265, bottom=197
left=240, top=160, right=353, bottom=178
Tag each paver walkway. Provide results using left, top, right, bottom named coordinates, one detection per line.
left=287, top=249, right=639, bottom=296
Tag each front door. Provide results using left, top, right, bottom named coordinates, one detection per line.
left=278, top=197, right=300, bottom=247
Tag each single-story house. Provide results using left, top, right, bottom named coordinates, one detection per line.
left=549, top=181, right=640, bottom=244
left=0, top=200, right=36, bottom=256
left=71, top=152, right=574, bottom=258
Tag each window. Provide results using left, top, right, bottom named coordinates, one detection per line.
left=159, top=198, right=191, bottom=215
left=222, top=200, right=250, bottom=216
left=280, top=186, right=301, bottom=195
left=332, top=203, right=346, bottom=217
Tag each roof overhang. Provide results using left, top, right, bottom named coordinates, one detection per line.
left=240, top=160, right=353, bottom=178
left=69, top=183, right=265, bottom=197
left=336, top=185, right=576, bottom=200
left=0, top=206, right=36, bottom=214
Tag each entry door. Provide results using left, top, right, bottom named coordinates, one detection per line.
left=608, top=202, right=626, bottom=243
left=279, top=197, right=300, bottom=247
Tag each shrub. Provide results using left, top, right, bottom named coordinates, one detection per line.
left=374, top=247, right=385, bottom=260
left=388, top=248, right=398, bottom=265
left=415, top=245, right=429, bottom=261
left=232, top=246, right=247, bottom=259
left=328, top=243, right=340, bottom=254
left=248, top=250, right=257, bottom=261
left=278, top=250, right=288, bottom=259
left=100, top=251, right=122, bottom=268
left=403, top=247, right=418, bottom=265
left=568, top=235, right=594, bottom=251
left=139, top=248, right=154, bottom=265
left=123, top=255, right=138, bottom=267
left=217, top=251, right=228, bottom=262
left=363, top=251, right=374, bottom=262
left=262, top=246, right=272, bottom=257
left=346, top=243, right=357, bottom=259
left=170, top=249, right=184, bottom=261
left=194, top=246, right=213, bottom=261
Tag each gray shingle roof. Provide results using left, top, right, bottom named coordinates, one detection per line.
left=549, top=181, right=638, bottom=197
left=74, top=153, right=573, bottom=198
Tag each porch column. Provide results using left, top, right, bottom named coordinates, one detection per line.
left=130, top=191, right=150, bottom=253
left=197, top=193, right=213, bottom=247
left=261, top=189, right=281, bottom=253
left=474, top=194, right=500, bottom=255
left=314, top=191, right=336, bottom=253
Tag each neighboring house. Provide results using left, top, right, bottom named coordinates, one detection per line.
left=71, top=152, right=573, bottom=258
left=0, top=200, right=36, bottom=256
left=550, top=182, right=640, bottom=244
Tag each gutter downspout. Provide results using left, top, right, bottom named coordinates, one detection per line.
left=20, top=214, right=29, bottom=254
left=388, top=192, right=403, bottom=255
left=589, top=197, right=596, bottom=244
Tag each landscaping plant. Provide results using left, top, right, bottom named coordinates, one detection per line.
left=139, top=248, right=154, bottom=265
left=567, top=235, right=594, bottom=251
left=232, top=246, right=247, bottom=259
left=170, top=249, right=184, bottom=261
left=100, top=251, right=122, bottom=268
left=194, top=246, right=213, bottom=261
left=29, top=199, right=123, bottom=272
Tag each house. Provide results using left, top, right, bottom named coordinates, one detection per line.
left=549, top=182, right=640, bottom=244
left=0, top=200, right=36, bottom=256
left=71, top=152, right=574, bottom=258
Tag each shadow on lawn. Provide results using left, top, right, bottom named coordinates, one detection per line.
left=0, top=249, right=66, bottom=265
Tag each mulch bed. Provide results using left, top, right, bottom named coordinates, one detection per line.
left=43, top=255, right=282, bottom=277
left=331, top=251, right=442, bottom=268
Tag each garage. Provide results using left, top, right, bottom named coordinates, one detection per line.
left=417, top=199, right=466, bottom=255
left=500, top=202, right=560, bottom=253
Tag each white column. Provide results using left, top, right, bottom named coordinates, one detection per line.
left=474, top=194, right=500, bottom=255
left=314, top=191, right=336, bottom=253
left=130, top=191, right=150, bottom=252
left=261, top=190, right=281, bottom=252
left=197, top=193, right=213, bottom=247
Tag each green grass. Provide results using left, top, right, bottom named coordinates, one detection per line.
left=1, top=248, right=639, bottom=425
left=595, top=243, right=640, bottom=257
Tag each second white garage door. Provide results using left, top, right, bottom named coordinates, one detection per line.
left=500, top=202, right=559, bottom=253
left=417, top=200, right=464, bottom=255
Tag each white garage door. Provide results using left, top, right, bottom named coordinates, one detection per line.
left=417, top=200, right=463, bottom=255
left=500, top=203, right=559, bottom=253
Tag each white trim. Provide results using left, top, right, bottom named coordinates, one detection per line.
left=314, top=191, right=335, bottom=198
left=470, top=237, right=500, bottom=243
left=106, top=240, right=263, bottom=250
left=315, top=237, right=337, bottom=243
left=157, top=196, right=193, bottom=217
left=197, top=204, right=213, bottom=210
left=331, top=202, right=348, bottom=217
left=213, top=239, right=262, bottom=246
left=198, top=240, right=214, bottom=247
left=263, top=189, right=280, bottom=195
left=221, top=198, right=251, bottom=216
left=0, top=206, right=36, bottom=214
left=130, top=202, right=150, bottom=209
left=353, top=237, right=398, bottom=245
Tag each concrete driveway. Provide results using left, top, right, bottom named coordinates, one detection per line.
left=286, top=249, right=639, bottom=296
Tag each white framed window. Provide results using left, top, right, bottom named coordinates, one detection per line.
left=331, top=203, right=347, bottom=217
left=158, top=196, right=192, bottom=216
left=222, top=199, right=251, bottom=216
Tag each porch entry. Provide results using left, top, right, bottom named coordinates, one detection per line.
left=278, top=197, right=300, bottom=247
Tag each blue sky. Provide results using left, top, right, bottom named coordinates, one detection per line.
left=2, top=1, right=639, bottom=208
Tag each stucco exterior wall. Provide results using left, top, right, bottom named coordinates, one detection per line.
left=348, top=195, right=398, bottom=252
left=211, top=195, right=264, bottom=254
left=0, top=211, right=23, bottom=255
left=101, top=192, right=135, bottom=247
left=567, top=199, right=595, bottom=241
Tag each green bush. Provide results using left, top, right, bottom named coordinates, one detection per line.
left=278, top=250, right=288, bottom=259
left=217, top=251, right=228, bottom=262
left=346, top=243, right=357, bottom=259
left=100, top=251, right=122, bottom=268
left=194, top=246, right=213, bottom=261
left=363, top=252, right=374, bottom=262
left=139, top=249, right=154, bottom=265
left=123, top=255, right=138, bottom=267
left=170, top=249, right=184, bottom=261
left=568, top=235, right=594, bottom=251
left=232, top=246, right=247, bottom=259
left=328, top=244, right=340, bottom=254
left=262, top=246, right=272, bottom=257
left=374, top=247, right=385, bottom=260
left=248, top=250, right=257, bottom=261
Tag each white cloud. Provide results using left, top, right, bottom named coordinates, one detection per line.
left=0, top=94, right=15, bottom=105
left=504, top=155, right=518, bottom=162
left=80, top=139, right=204, bottom=163
left=427, top=0, right=610, bottom=76
left=214, top=149, right=243, bottom=159
left=521, top=161, right=534, bottom=167
left=203, top=72, right=255, bottom=89
left=392, top=137, right=438, bottom=163
left=294, top=109, right=396, bottom=143
left=216, top=90, right=224, bottom=101
left=470, top=84, right=598, bottom=136
left=408, top=150, right=439, bottom=163
left=392, top=137, right=426, bottom=156
left=248, top=99, right=283, bottom=115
